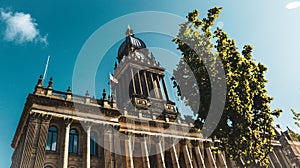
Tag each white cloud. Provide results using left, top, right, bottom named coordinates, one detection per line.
left=286, top=1, right=300, bottom=9
left=0, top=9, right=48, bottom=45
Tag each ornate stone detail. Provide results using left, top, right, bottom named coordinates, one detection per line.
left=132, top=95, right=150, bottom=110
left=179, top=139, right=188, bottom=145
left=41, top=114, right=52, bottom=123
left=64, top=118, right=73, bottom=127
left=191, top=140, right=199, bottom=147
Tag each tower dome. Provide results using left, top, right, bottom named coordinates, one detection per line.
left=117, top=25, right=146, bottom=62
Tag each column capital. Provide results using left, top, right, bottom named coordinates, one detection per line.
left=191, top=140, right=200, bottom=147
left=141, top=135, right=150, bottom=142
left=204, top=141, right=212, bottom=148
left=64, top=118, right=73, bottom=128
left=151, top=135, right=163, bottom=143
left=179, top=139, right=188, bottom=145
left=103, top=124, right=114, bottom=133
left=41, top=114, right=52, bottom=122
left=29, top=112, right=41, bottom=122
left=82, top=121, right=93, bottom=131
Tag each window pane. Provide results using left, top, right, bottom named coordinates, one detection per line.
left=49, top=126, right=57, bottom=132
left=90, top=132, right=97, bottom=156
left=46, top=126, right=58, bottom=151
left=51, top=132, right=57, bottom=151
left=70, top=129, right=77, bottom=134
left=69, top=129, right=78, bottom=154
left=74, top=136, right=78, bottom=153
left=46, top=134, right=51, bottom=151
left=69, top=135, right=73, bottom=153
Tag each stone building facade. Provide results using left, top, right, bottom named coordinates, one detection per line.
left=11, top=27, right=298, bottom=168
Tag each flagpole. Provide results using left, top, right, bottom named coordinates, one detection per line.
left=109, top=73, right=111, bottom=97
left=43, top=55, right=50, bottom=84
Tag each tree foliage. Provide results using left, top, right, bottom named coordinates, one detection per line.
left=173, top=7, right=279, bottom=166
left=291, top=109, right=300, bottom=128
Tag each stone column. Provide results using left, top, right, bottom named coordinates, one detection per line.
left=168, top=138, right=180, bottom=168
left=269, top=150, right=282, bottom=168
left=137, top=70, right=143, bottom=95
left=155, top=75, right=163, bottom=99
left=83, top=122, right=93, bottom=168
left=191, top=140, right=205, bottom=168
left=143, top=71, right=150, bottom=96
left=170, top=144, right=180, bottom=168
left=268, top=157, right=275, bottom=168
left=274, top=147, right=292, bottom=167
left=124, top=135, right=134, bottom=168
left=161, top=77, right=169, bottom=101
left=104, top=126, right=114, bottom=168
left=141, top=136, right=150, bottom=168
left=214, top=140, right=227, bottom=168
left=153, top=136, right=166, bottom=168
left=180, top=139, right=193, bottom=168
left=63, top=118, right=73, bottom=168
left=86, top=127, right=91, bottom=168
left=204, top=141, right=217, bottom=168
left=131, top=68, right=137, bottom=94
left=113, top=127, right=122, bottom=168
left=150, top=73, right=160, bottom=99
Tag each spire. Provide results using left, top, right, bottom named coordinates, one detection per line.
left=48, top=77, right=53, bottom=89
left=126, top=25, right=133, bottom=36
left=37, top=75, right=43, bottom=86
left=66, top=86, right=72, bottom=100
left=102, top=89, right=107, bottom=100
left=67, top=86, right=71, bottom=93
left=85, top=90, right=90, bottom=97
left=34, top=75, right=44, bottom=94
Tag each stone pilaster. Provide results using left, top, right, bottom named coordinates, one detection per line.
left=19, top=112, right=40, bottom=168
left=33, top=114, right=52, bottom=168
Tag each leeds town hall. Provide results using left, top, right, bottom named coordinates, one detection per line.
left=10, top=27, right=300, bottom=168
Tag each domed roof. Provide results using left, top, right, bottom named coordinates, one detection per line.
left=117, top=26, right=146, bottom=62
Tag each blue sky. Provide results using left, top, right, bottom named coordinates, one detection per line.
left=1, top=0, right=300, bottom=166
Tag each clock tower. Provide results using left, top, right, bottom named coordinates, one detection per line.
left=113, top=26, right=178, bottom=122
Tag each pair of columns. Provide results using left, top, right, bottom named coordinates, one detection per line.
left=62, top=119, right=93, bottom=168
left=124, top=135, right=161, bottom=168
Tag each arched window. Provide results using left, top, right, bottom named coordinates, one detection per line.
left=46, top=126, right=58, bottom=151
left=69, top=129, right=78, bottom=154
left=90, top=132, right=97, bottom=156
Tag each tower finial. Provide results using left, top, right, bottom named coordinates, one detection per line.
left=37, top=75, right=43, bottom=86
left=48, top=77, right=53, bottom=89
left=126, top=25, right=133, bottom=36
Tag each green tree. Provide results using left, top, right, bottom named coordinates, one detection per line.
left=291, top=109, right=300, bottom=128
left=173, top=7, right=280, bottom=166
